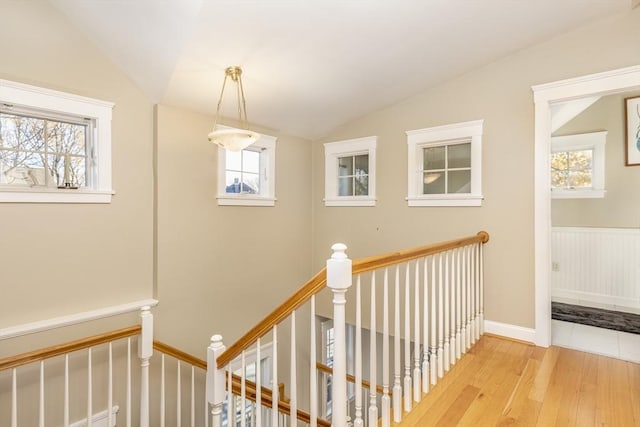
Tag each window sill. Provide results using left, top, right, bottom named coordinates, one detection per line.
left=324, top=197, right=377, bottom=207
left=0, top=187, right=114, bottom=203
left=407, top=194, right=483, bottom=207
left=551, top=189, right=605, bottom=199
left=217, top=195, right=276, bottom=207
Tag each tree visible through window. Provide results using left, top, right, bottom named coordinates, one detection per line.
left=337, top=154, right=368, bottom=196
left=550, top=149, right=593, bottom=189
left=0, top=110, right=91, bottom=188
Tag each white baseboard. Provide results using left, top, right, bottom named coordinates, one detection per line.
left=70, top=405, right=119, bottom=427
left=484, top=320, right=536, bottom=343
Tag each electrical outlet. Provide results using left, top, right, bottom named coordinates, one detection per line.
left=552, top=262, right=560, bottom=272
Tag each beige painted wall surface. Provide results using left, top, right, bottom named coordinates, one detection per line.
left=552, top=92, right=640, bottom=227
left=0, top=1, right=154, bottom=327
left=311, top=8, right=640, bottom=329
left=154, top=104, right=312, bottom=358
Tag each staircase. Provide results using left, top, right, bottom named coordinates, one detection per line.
left=0, top=231, right=489, bottom=426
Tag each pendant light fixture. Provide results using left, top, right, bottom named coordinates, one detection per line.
left=207, top=66, right=260, bottom=151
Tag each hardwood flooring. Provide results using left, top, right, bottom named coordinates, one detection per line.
left=395, top=335, right=640, bottom=426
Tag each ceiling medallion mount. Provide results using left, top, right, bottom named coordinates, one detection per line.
left=207, top=66, right=260, bottom=151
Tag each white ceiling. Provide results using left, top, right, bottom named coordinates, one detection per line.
left=49, top=0, right=631, bottom=140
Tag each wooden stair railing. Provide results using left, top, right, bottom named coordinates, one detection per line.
left=210, top=231, right=490, bottom=427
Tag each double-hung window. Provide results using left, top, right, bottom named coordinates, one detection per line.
left=406, top=120, right=483, bottom=206
left=324, top=136, right=377, bottom=206
left=550, top=131, right=606, bottom=199
left=216, top=133, right=277, bottom=206
left=0, top=79, right=113, bottom=203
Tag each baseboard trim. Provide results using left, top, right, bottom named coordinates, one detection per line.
left=484, top=320, right=536, bottom=344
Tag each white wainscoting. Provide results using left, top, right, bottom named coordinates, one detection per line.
left=551, top=227, right=640, bottom=312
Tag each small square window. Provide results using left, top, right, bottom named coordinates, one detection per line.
left=324, top=136, right=376, bottom=207
left=216, top=131, right=277, bottom=206
left=550, top=131, right=606, bottom=199
left=407, top=120, right=483, bottom=207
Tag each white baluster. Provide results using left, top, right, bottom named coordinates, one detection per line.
left=430, top=256, right=437, bottom=386
left=466, top=246, right=472, bottom=350
left=422, top=258, right=429, bottom=394
left=127, top=338, right=131, bottom=427
left=403, top=264, right=411, bottom=412
left=450, top=250, right=457, bottom=367
left=382, top=269, right=390, bottom=427
left=460, top=248, right=467, bottom=353
left=108, top=343, right=113, bottom=427
left=327, top=242, right=353, bottom=427
left=88, top=349, right=92, bottom=427
left=444, top=251, right=450, bottom=373
left=290, top=311, right=297, bottom=427
left=456, top=248, right=462, bottom=360
left=161, top=354, right=166, bottom=427
left=139, top=305, right=153, bottom=427
left=11, top=368, right=17, bottom=427
left=177, top=362, right=182, bottom=427
left=64, top=355, right=69, bottom=427
left=271, top=326, right=278, bottom=427
left=39, top=361, right=44, bottom=427
left=470, top=244, right=476, bottom=344
left=413, top=261, right=421, bottom=402
left=368, top=273, right=378, bottom=427
left=191, top=366, right=196, bottom=427
left=227, top=369, right=235, bottom=427
left=256, top=338, right=262, bottom=427
left=241, top=351, right=246, bottom=427
left=392, top=267, right=402, bottom=423
left=479, top=242, right=485, bottom=335
left=437, top=253, right=444, bottom=378
left=355, top=276, right=364, bottom=427
left=206, top=335, right=226, bottom=427
left=475, top=244, right=481, bottom=341
left=310, top=295, right=318, bottom=427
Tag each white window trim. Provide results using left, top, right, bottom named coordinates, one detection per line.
left=216, top=132, right=277, bottom=207
left=0, top=79, right=114, bottom=203
left=323, top=136, right=377, bottom=207
left=550, top=131, right=606, bottom=199
left=406, top=120, right=483, bottom=207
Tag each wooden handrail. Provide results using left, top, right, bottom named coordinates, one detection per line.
left=0, top=325, right=141, bottom=372
left=316, top=362, right=384, bottom=395
left=217, top=231, right=489, bottom=368
left=153, top=340, right=207, bottom=370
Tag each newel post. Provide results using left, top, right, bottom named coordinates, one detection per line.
left=206, top=335, right=226, bottom=427
left=138, top=305, right=153, bottom=427
left=327, top=243, right=352, bottom=427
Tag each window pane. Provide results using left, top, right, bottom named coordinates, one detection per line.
left=338, top=176, right=353, bottom=196
left=225, top=171, right=242, bottom=193
left=46, top=121, right=86, bottom=155
left=423, top=172, right=445, bottom=194
left=0, top=113, right=45, bottom=151
left=423, top=146, right=445, bottom=170
left=0, top=151, right=45, bottom=186
left=448, top=143, right=471, bottom=168
left=354, top=175, right=368, bottom=196
left=550, top=150, right=593, bottom=189
left=567, top=150, right=592, bottom=171
left=551, top=169, right=568, bottom=188
left=567, top=171, right=592, bottom=188
left=242, top=150, right=260, bottom=174
left=448, top=170, right=471, bottom=193
left=50, top=154, right=86, bottom=187
left=226, top=150, right=242, bottom=171
left=354, top=154, right=369, bottom=175
left=338, top=156, right=353, bottom=176
left=242, top=172, right=260, bottom=194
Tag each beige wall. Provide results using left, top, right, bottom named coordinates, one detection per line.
left=552, top=92, right=640, bottom=227
left=311, top=7, right=640, bottom=329
left=154, top=104, right=313, bottom=357
left=0, top=1, right=154, bottom=327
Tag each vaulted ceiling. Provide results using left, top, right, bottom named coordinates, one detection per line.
left=49, top=0, right=632, bottom=140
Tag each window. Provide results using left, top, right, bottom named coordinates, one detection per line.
left=324, top=136, right=376, bottom=206
left=406, top=120, right=483, bottom=206
left=0, top=79, right=113, bottom=203
left=550, top=131, right=606, bottom=199
left=216, top=133, right=277, bottom=206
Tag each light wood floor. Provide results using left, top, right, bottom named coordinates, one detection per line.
left=395, top=335, right=640, bottom=426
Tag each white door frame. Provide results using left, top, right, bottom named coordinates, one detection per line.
left=532, top=65, right=640, bottom=347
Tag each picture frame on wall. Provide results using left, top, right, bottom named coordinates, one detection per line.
left=625, top=95, right=640, bottom=166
